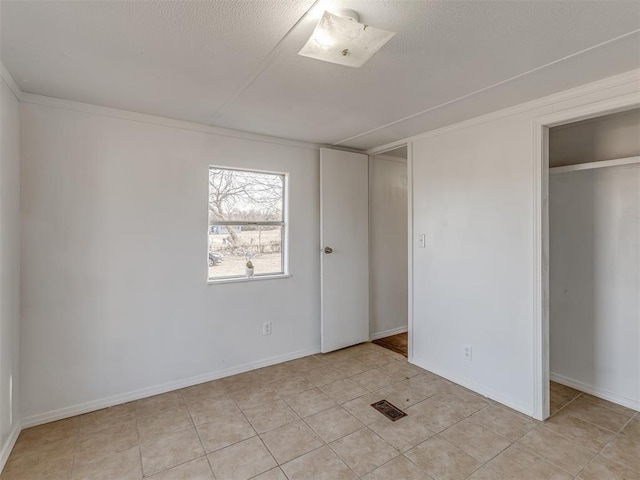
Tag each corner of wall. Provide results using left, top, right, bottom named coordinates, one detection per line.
left=0, top=62, right=23, bottom=103
left=550, top=373, right=640, bottom=412
left=0, top=421, right=21, bottom=474
left=370, top=326, right=408, bottom=341
left=0, top=60, right=23, bottom=474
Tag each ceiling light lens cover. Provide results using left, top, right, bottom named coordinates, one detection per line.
left=298, top=11, right=395, bottom=68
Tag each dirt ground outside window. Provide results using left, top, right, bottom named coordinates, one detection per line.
left=208, top=230, right=283, bottom=278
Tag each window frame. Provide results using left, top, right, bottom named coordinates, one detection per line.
left=207, top=165, right=290, bottom=284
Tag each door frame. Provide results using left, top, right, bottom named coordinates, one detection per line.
left=531, top=93, right=640, bottom=420
left=366, top=141, right=414, bottom=362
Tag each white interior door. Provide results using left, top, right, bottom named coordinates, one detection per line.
left=320, top=148, right=369, bottom=353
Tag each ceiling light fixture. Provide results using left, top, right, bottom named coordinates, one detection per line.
left=298, top=10, right=395, bottom=68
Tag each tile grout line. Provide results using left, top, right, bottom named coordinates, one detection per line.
left=178, top=387, right=224, bottom=479
left=445, top=426, right=512, bottom=474
left=551, top=390, right=583, bottom=417
left=427, top=396, right=545, bottom=479
left=592, top=408, right=638, bottom=459
left=305, top=356, right=441, bottom=476
left=551, top=399, right=634, bottom=438
left=182, top=391, right=216, bottom=479
left=437, top=434, right=488, bottom=480
left=576, top=412, right=637, bottom=480
left=545, top=389, right=640, bottom=478
left=68, top=418, right=81, bottom=480
left=456, top=401, right=535, bottom=440
left=323, top=426, right=369, bottom=479
left=132, top=406, right=145, bottom=479
left=148, top=453, right=212, bottom=478
left=263, top=444, right=328, bottom=479
left=179, top=387, right=301, bottom=469
left=504, top=385, right=638, bottom=478
left=509, top=443, right=581, bottom=479
left=380, top=392, right=510, bottom=480
left=532, top=392, right=606, bottom=476
left=515, top=428, right=596, bottom=478
left=432, top=402, right=513, bottom=479
left=287, top=360, right=391, bottom=479
left=136, top=408, right=206, bottom=475
left=248, top=379, right=376, bottom=478
left=232, top=395, right=284, bottom=478
left=299, top=405, right=344, bottom=440
left=578, top=395, right=639, bottom=418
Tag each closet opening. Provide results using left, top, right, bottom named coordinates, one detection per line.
left=547, top=109, right=640, bottom=417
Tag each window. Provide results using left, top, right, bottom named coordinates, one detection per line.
left=208, top=166, right=287, bottom=281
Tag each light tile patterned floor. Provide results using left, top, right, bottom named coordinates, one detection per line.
left=1, top=343, right=638, bottom=479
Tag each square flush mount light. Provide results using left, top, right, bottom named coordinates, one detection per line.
left=298, top=10, right=395, bottom=68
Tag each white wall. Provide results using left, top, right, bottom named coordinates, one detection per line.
left=411, top=109, right=548, bottom=413
left=408, top=71, right=640, bottom=416
left=12, top=67, right=640, bottom=427
left=19, top=101, right=320, bottom=423
left=549, top=166, right=640, bottom=406
left=0, top=77, right=21, bottom=460
left=369, top=155, right=407, bottom=339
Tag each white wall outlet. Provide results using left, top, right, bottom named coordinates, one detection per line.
left=419, top=234, right=426, bottom=248
left=263, top=321, right=272, bottom=336
left=464, top=344, right=472, bottom=361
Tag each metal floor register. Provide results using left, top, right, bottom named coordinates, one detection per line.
left=371, top=399, right=407, bottom=421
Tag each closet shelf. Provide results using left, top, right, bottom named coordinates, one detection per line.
left=550, top=156, right=640, bottom=174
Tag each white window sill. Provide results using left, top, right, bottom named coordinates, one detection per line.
left=208, top=274, right=291, bottom=285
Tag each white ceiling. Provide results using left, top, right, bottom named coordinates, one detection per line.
left=2, top=0, right=639, bottom=150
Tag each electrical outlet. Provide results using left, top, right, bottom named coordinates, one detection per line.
left=464, top=344, right=472, bottom=361
left=263, top=321, right=272, bottom=336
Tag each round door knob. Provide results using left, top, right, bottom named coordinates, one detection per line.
left=324, top=247, right=333, bottom=254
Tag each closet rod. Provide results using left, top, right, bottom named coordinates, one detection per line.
left=550, top=156, right=640, bottom=174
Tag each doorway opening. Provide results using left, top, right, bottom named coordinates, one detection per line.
left=534, top=99, right=640, bottom=421
left=369, top=146, right=409, bottom=358
left=547, top=109, right=640, bottom=417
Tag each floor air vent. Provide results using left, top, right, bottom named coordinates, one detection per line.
left=371, top=399, right=407, bottom=421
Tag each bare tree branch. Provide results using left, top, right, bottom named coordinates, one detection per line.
left=208, top=168, right=284, bottom=244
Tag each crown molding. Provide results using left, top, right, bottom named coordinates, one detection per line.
left=0, top=61, right=23, bottom=101
left=367, top=68, right=640, bottom=154
left=20, top=92, right=323, bottom=151
left=4, top=58, right=638, bottom=156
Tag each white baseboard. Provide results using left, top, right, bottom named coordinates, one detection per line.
left=550, top=372, right=640, bottom=412
left=370, top=326, right=408, bottom=341
left=21, top=347, right=319, bottom=428
left=0, top=421, right=21, bottom=474
left=412, top=356, right=534, bottom=417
